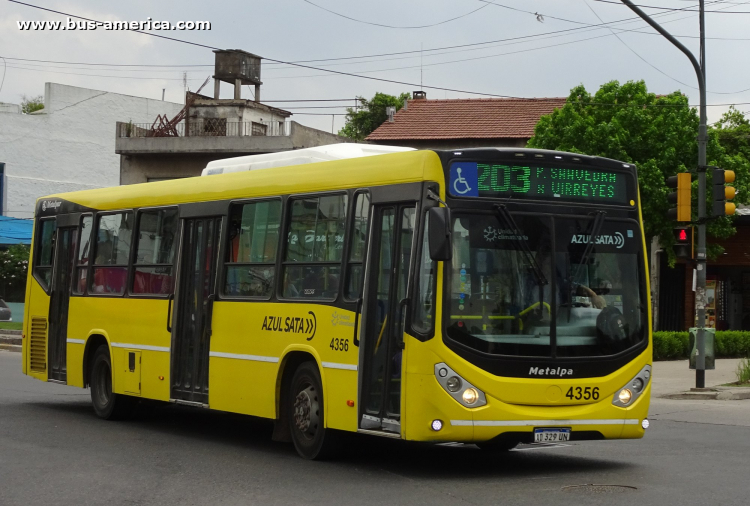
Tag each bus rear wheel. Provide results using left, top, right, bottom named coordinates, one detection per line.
left=90, top=345, right=134, bottom=420
left=288, top=362, right=340, bottom=460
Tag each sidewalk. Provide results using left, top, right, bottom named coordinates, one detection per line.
left=652, top=358, right=743, bottom=396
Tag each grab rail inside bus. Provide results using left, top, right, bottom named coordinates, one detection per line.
left=166, top=293, right=174, bottom=332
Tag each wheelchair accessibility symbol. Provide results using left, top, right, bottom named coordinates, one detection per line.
left=449, top=163, right=479, bottom=197
left=453, top=168, right=472, bottom=195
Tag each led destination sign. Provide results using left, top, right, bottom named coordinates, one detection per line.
left=449, top=161, right=629, bottom=204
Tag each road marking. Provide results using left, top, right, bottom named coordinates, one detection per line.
left=209, top=351, right=279, bottom=363
left=322, top=361, right=357, bottom=371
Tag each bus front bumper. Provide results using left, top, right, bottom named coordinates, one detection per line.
left=403, top=373, right=650, bottom=444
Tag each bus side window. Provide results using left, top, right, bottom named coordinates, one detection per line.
left=91, top=212, right=132, bottom=295
left=132, top=208, right=178, bottom=295
left=34, top=218, right=57, bottom=290
left=412, top=212, right=436, bottom=334
left=283, top=194, right=348, bottom=299
left=224, top=199, right=281, bottom=298
left=72, top=215, right=93, bottom=295
left=344, top=192, right=370, bottom=300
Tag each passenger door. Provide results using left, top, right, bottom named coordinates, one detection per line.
left=47, top=226, right=77, bottom=383
left=359, top=203, right=417, bottom=433
left=170, top=216, right=222, bottom=405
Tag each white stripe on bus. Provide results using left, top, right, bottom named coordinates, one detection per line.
left=66, top=339, right=85, bottom=344
left=111, top=342, right=170, bottom=352
left=209, top=351, right=279, bottom=363
left=450, top=419, right=639, bottom=427
left=322, top=362, right=358, bottom=371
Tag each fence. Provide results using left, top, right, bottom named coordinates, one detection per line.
left=119, top=120, right=288, bottom=138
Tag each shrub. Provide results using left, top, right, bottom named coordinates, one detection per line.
left=653, top=330, right=750, bottom=361
left=735, top=358, right=750, bottom=384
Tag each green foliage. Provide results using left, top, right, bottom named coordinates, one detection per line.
left=528, top=81, right=750, bottom=265
left=652, top=331, right=690, bottom=360
left=735, top=358, right=750, bottom=385
left=20, top=95, right=44, bottom=114
left=653, top=331, right=750, bottom=361
left=338, top=92, right=410, bottom=141
left=0, top=245, right=30, bottom=302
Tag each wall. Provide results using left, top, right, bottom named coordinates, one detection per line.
left=0, top=83, right=183, bottom=218
left=118, top=121, right=352, bottom=185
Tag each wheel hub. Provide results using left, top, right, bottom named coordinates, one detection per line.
left=293, top=386, right=319, bottom=436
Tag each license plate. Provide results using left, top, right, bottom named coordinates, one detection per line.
left=533, top=428, right=571, bottom=443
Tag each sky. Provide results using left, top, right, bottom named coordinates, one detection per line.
left=1, top=0, right=749, bottom=134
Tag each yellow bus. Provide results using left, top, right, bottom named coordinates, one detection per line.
left=22, top=145, right=652, bottom=459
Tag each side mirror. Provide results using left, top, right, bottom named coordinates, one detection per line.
left=428, top=207, right=452, bottom=262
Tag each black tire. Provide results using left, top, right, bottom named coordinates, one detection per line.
left=90, top=345, right=135, bottom=420
left=288, top=361, right=340, bottom=460
left=476, top=440, right=519, bottom=452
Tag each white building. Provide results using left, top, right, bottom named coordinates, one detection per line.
left=0, top=83, right=184, bottom=218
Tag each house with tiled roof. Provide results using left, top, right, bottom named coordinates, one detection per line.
left=366, top=92, right=567, bottom=149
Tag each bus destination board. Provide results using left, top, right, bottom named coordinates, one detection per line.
left=449, top=161, right=629, bottom=204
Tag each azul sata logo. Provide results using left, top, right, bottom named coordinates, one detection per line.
left=570, top=232, right=625, bottom=249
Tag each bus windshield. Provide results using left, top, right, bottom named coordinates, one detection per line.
left=446, top=211, right=646, bottom=358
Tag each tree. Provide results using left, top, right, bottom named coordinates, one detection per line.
left=21, top=95, right=44, bottom=114
left=0, top=245, right=30, bottom=302
left=339, top=92, right=410, bottom=141
left=528, top=80, right=749, bottom=263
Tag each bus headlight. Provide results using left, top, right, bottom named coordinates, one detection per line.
left=462, top=388, right=479, bottom=405
left=434, top=363, right=487, bottom=408
left=612, top=365, right=651, bottom=407
left=618, top=389, right=632, bottom=404
left=446, top=376, right=462, bottom=392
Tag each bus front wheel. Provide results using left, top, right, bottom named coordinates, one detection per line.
left=90, top=345, right=134, bottom=420
left=288, top=362, right=340, bottom=460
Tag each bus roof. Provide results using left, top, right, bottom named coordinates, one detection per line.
left=39, top=149, right=443, bottom=213
left=201, top=143, right=414, bottom=176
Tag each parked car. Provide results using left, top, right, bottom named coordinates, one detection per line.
left=0, top=299, right=12, bottom=321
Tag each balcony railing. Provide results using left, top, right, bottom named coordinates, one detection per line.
left=119, top=120, right=289, bottom=138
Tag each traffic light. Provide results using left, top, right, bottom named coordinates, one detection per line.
left=673, top=226, right=692, bottom=259
left=712, top=168, right=736, bottom=217
left=667, top=173, right=692, bottom=222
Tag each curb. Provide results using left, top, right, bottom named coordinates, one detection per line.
left=0, top=329, right=22, bottom=336
left=661, top=387, right=750, bottom=401
left=0, top=343, right=21, bottom=353
left=0, top=335, right=22, bottom=346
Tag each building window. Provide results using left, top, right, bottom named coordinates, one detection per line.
left=251, top=122, right=267, bottom=136
left=225, top=199, right=281, bottom=298
left=132, top=208, right=178, bottom=295
left=203, top=118, right=227, bottom=136
left=283, top=194, right=348, bottom=299
left=91, top=212, right=133, bottom=295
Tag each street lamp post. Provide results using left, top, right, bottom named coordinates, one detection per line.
left=619, top=0, right=707, bottom=388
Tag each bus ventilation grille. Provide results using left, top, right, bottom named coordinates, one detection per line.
left=29, top=317, right=48, bottom=373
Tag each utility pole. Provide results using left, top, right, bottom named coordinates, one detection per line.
left=619, top=0, right=708, bottom=388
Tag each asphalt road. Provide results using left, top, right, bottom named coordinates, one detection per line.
left=2, top=350, right=749, bottom=506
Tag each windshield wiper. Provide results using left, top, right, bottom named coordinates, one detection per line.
left=573, top=210, right=607, bottom=284
left=494, top=205, right=548, bottom=287
left=568, top=210, right=607, bottom=319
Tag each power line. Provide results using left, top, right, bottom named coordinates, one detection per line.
left=583, top=0, right=750, bottom=95
left=301, top=0, right=490, bottom=29
left=10, top=1, right=750, bottom=105
left=4, top=63, right=204, bottom=81
left=593, top=0, right=750, bottom=13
